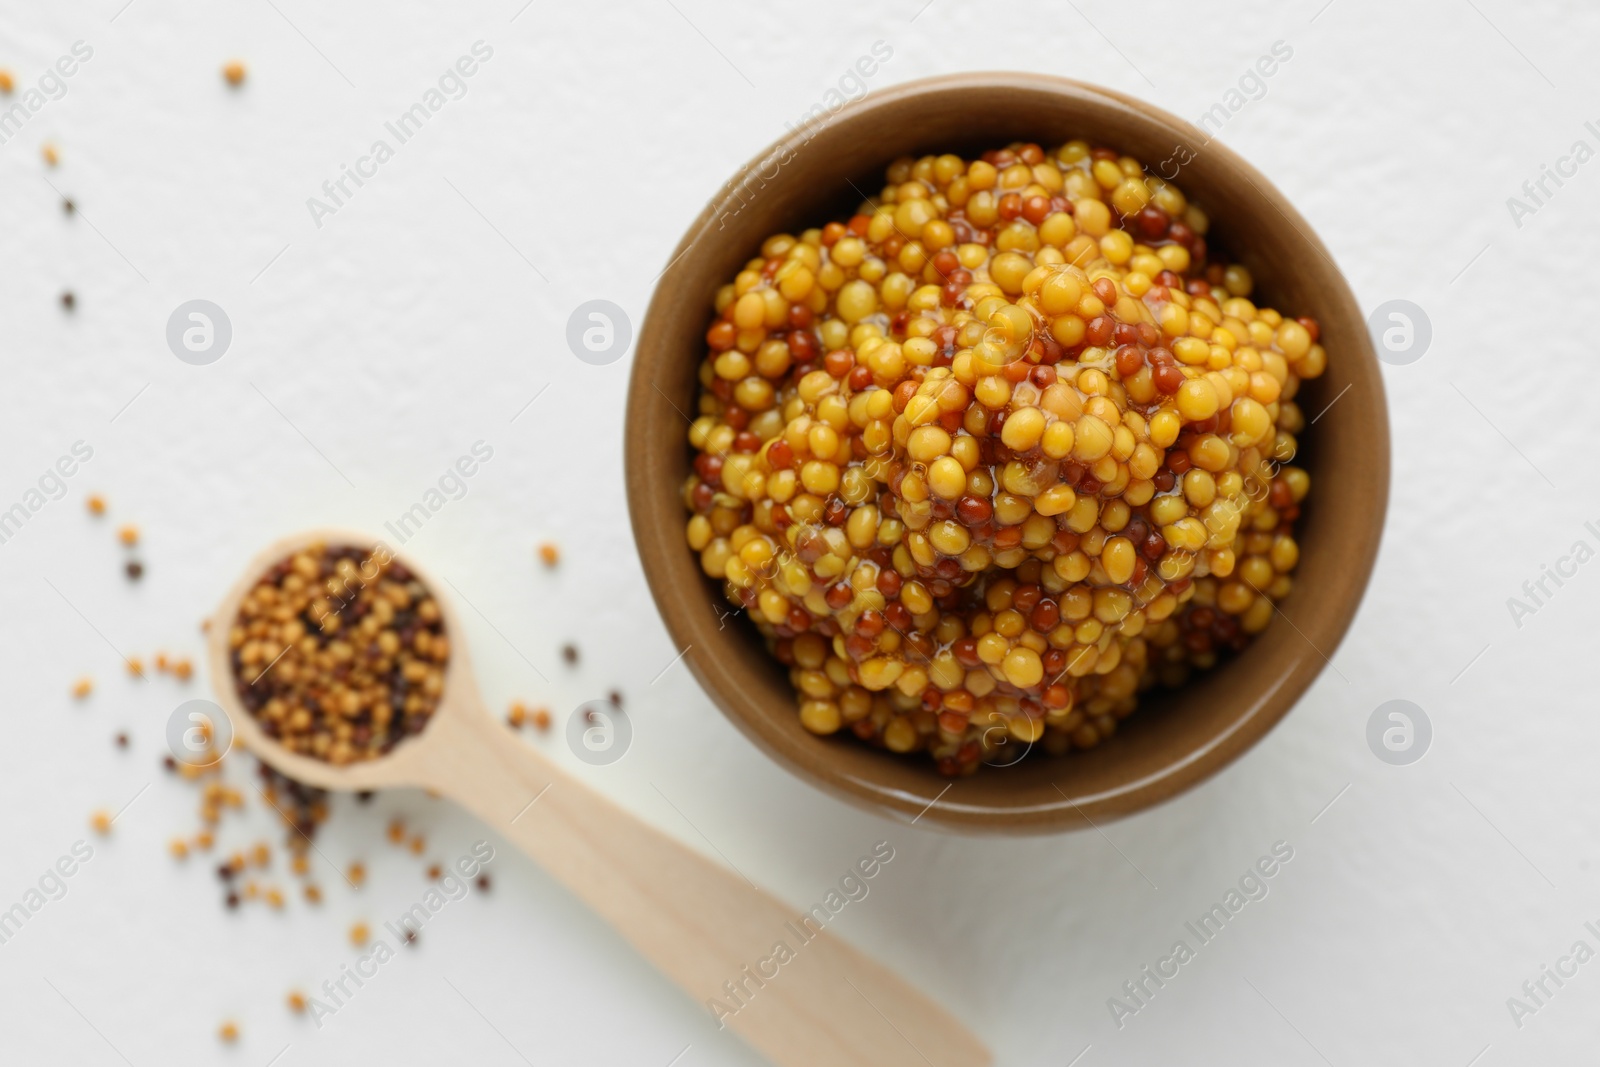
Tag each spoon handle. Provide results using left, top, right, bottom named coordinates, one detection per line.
left=410, top=708, right=989, bottom=1067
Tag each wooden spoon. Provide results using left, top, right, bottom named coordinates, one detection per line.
left=205, top=530, right=990, bottom=1067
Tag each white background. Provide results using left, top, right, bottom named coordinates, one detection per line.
left=1, top=0, right=1596, bottom=1064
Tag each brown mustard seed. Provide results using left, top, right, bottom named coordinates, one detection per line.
left=63, top=198, right=74, bottom=215
left=173, top=658, right=193, bottom=681
left=408, top=835, right=425, bottom=855
left=60, top=291, right=74, bottom=311
left=506, top=702, right=526, bottom=728
left=115, top=732, right=128, bottom=748
left=347, top=861, right=365, bottom=886
left=561, top=643, right=578, bottom=665
left=386, top=819, right=405, bottom=844
left=476, top=874, right=490, bottom=891
left=222, top=60, right=246, bottom=86
left=426, top=863, right=441, bottom=879
left=229, top=543, right=446, bottom=764
left=537, top=542, right=560, bottom=567
left=532, top=707, right=551, bottom=731
left=126, top=560, right=143, bottom=581
left=304, top=884, right=322, bottom=904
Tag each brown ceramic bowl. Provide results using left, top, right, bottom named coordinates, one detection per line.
left=624, top=72, right=1388, bottom=834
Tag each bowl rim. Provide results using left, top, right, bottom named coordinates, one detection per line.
left=624, top=71, right=1390, bottom=834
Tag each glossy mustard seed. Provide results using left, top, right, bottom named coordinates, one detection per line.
left=682, top=141, right=1322, bottom=775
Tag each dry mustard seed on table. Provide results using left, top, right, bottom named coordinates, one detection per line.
left=683, top=140, right=1321, bottom=775
left=0, top=69, right=13, bottom=93
left=222, top=60, right=246, bottom=86
left=90, top=810, right=112, bottom=834
left=538, top=542, right=560, bottom=567
left=41, top=142, right=58, bottom=166
left=72, top=677, right=92, bottom=699
left=86, top=494, right=105, bottom=515
left=228, top=543, right=447, bottom=764
left=118, top=524, right=138, bottom=546
left=349, top=922, right=369, bottom=946
left=218, top=1021, right=238, bottom=1042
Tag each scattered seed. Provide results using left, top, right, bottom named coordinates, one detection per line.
left=355, top=790, right=374, bottom=804
left=0, top=70, right=13, bottom=93
left=126, top=560, right=144, bottom=581
left=218, top=1021, right=239, bottom=1042
left=303, top=884, right=322, bottom=904
left=408, top=835, right=424, bottom=855
left=174, top=659, right=193, bottom=682
left=225, top=892, right=239, bottom=908
left=222, top=60, right=246, bottom=86
left=128, top=657, right=145, bottom=678
left=386, top=820, right=405, bottom=844
left=86, top=494, right=105, bottom=515
left=169, top=838, right=189, bottom=860
left=90, top=810, right=111, bottom=834
left=537, top=542, right=560, bottom=567
left=194, top=830, right=214, bottom=850
left=532, top=707, right=551, bottom=731
left=115, top=732, right=128, bottom=748
left=426, top=863, right=441, bottom=879
left=608, top=689, right=623, bottom=708
left=163, top=755, right=177, bottom=772
left=347, top=862, right=365, bottom=886
left=506, top=702, right=525, bottom=728
left=118, top=524, right=139, bottom=546
left=60, top=291, right=74, bottom=311
left=476, top=874, right=490, bottom=892
left=62, top=198, right=74, bottom=215
left=265, top=887, right=284, bottom=909
left=290, top=854, right=309, bottom=876
left=349, top=922, right=369, bottom=946
left=72, top=677, right=93, bottom=699
left=561, top=644, right=578, bottom=665
left=287, top=991, right=307, bottom=1013
left=42, top=142, right=58, bottom=166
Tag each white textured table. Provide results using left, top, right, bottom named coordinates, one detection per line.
left=1, top=0, right=1594, bottom=1063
